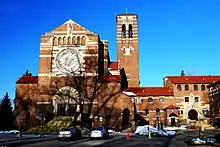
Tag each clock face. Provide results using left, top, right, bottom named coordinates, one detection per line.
left=55, top=48, right=80, bottom=73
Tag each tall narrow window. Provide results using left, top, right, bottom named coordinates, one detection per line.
left=122, top=24, right=126, bottom=38
left=77, top=36, right=80, bottom=45
left=185, top=84, right=189, bottom=91
left=201, top=84, right=206, bottom=91
left=148, top=97, right=153, bottom=103
left=72, top=36, right=76, bottom=45
left=67, top=36, right=71, bottom=45
left=194, top=84, right=198, bottom=91
left=128, top=24, right=133, bottom=38
left=53, top=37, right=58, bottom=45
left=177, top=85, right=181, bottom=91
left=63, top=37, right=66, bottom=45
left=58, top=37, right=61, bottom=45
left=81, top=36, right=86, bottom=46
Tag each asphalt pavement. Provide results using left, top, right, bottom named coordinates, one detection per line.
left=13, top=135, right=169, bottom=147
left=2, top=130, right=220, bottom=147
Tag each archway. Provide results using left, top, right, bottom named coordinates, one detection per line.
left=53, top=86, right=79, bottom=116
left=122, top=108, right=130, bottom=130
left=169, top=113, right=177, bottom=126
left=188, top=109, right=198, bottom=120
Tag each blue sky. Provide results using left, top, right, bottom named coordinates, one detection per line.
left=1, top=0, right=220, bottom=100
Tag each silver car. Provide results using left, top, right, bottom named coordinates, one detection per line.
left=89, top=126, right=109, bottom=140
left=58, top=127, right=82, bottom=140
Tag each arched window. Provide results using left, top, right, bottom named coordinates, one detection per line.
left=72, top=36, right=76, bottom=45
left=63, top=37, right=66, bottom=45
left=53, top=37, right=58, bottom=45
left=58, top=37, right=61, bottom=45
left=177, top=84, right=181, bottom=91
left=185, top=84, right=189, bottom=91
left=128, top=24, right=133, bottom=38
left=67, top=36, right=71, bottom=45
left=77, top=36, right=80, bottom=45
left=122, top=24, right=126, bottom=38
left=201, top=84, right=206, bottom=91
left=81, top=36, right=86, bottom=46
left=194, top=84, right=198, bottom=91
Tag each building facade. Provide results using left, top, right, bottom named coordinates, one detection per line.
left=15, top=17, right=135, bottom=130
left=14, top=12, right=220, bottom=130
left=123, top=76, right=220, bottom=126
left=207, top=81, right=220, bottom=125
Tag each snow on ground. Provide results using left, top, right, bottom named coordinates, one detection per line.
left=164, top=126, right=187, bottom=131
left=0, top=130, right=20, bottom=134
left=134, top=125, right=176, bottom=136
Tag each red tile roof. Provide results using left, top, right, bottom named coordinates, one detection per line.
left=16, top=76, right=38, bottom=84
left=163, top=105, right=180, bottom=110
left=125, top=87, right=173, bottom=96
left=165, top=76, right=220, bottom=84
left=109, top=62, right=118, bottom=70
left=99, top=75, right=121, bottom=83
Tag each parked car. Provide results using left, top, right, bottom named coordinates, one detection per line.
left=58, top=127, right=82, bottom=140
left=89, top=126, right=109, bottom=140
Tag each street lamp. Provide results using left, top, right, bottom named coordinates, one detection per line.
left=36, top=113, right=46, bottom=138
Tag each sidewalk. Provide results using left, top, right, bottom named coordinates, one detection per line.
left=0, top=134, right=42, bottom=143
left=0, top=135, right=57, bottom=146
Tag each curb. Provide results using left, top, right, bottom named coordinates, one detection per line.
left=0, top=137, right=57, bottom=146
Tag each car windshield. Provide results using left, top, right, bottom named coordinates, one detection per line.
left=92, top=127, right=104, bottom=131
left=60, top=128, right=70, bottom=131
left=61, top=127, right=76, bottom=132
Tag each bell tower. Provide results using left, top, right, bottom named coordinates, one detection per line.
left=116, top=13, right=139, bottom=87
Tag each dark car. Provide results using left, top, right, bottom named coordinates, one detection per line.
left=58, top=127, right=82, bottom=140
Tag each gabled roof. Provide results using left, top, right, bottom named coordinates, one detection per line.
left=47, top=19, right=97, bottom=35
left=108, top=62, right=118, bottom=70
left=16, top=76, right=38, bottom=84
left=165, top=76, right=220, bottom=84
left=125, top=87, right=173, bottom=96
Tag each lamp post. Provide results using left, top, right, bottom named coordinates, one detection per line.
left=36, top=113, right=46, bottom=138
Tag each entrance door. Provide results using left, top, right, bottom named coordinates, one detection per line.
left=171, top=117, right=176, bottom=126
left=188, top=109, right=198, bottom=120
left=122, top=108, right=130, bottom=130
left=169, top=113, right=177, bottom=126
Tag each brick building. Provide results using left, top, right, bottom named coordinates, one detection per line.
left=207, top=81, right=220, bottom=125
left=14, top=12, right=220, bottom=130
left=15, top=14, right=139, bottom=130
left=123, top=76, right=220, bottom=126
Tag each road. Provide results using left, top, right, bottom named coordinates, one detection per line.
left=15, top=136, right=169, bottom=147
left=6, top=130, right=220, bottom=147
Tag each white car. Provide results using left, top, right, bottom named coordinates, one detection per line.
left=58, top=127, right=82, bottom=140
left=89, top=126, right=109, bottom=140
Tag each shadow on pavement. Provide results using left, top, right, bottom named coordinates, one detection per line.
left=164, top=136, right=175, bottom=147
